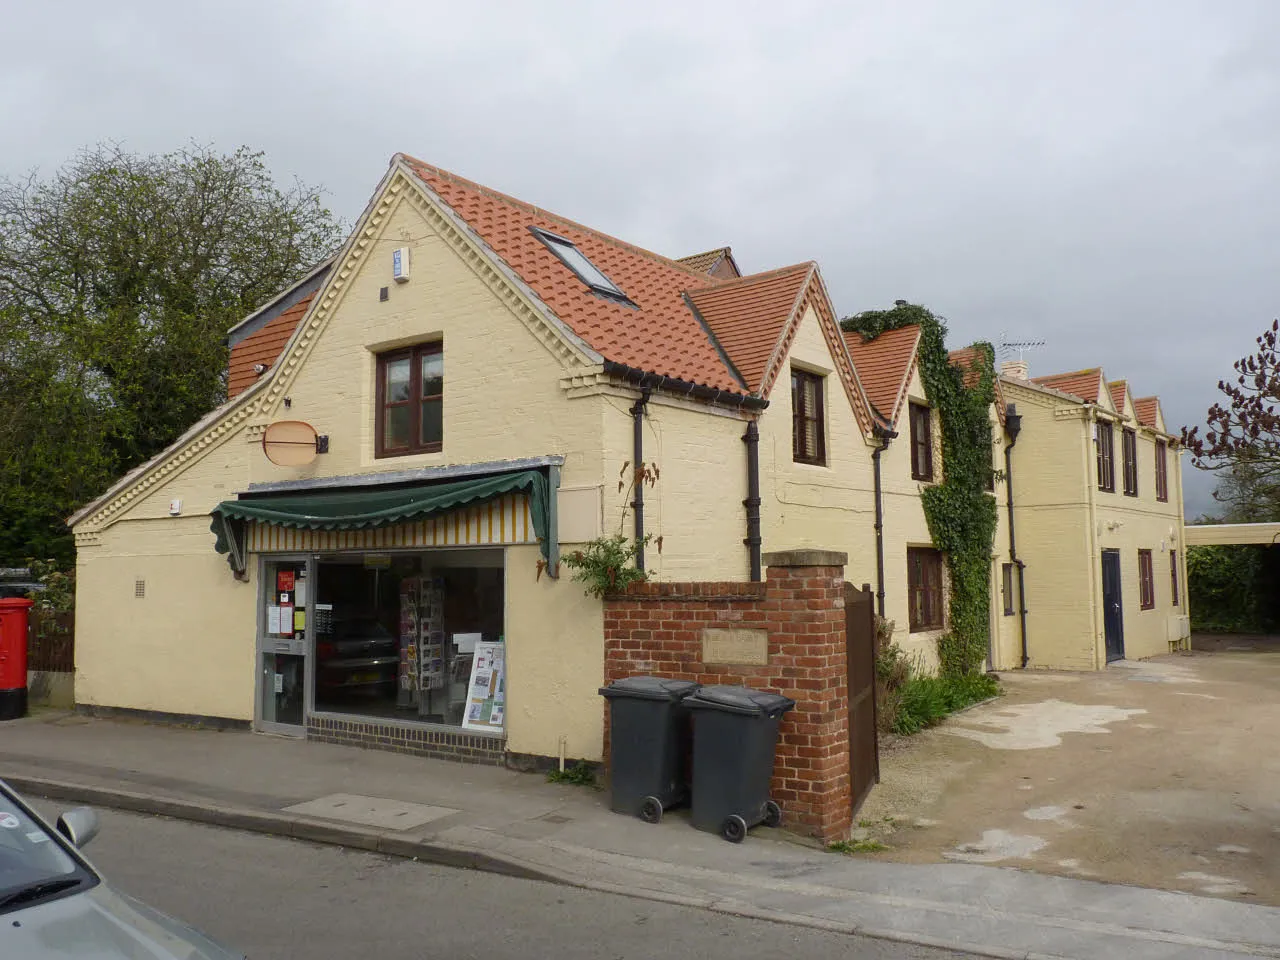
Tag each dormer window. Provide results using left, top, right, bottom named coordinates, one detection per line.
left=533, top=228, right=629, bottom=302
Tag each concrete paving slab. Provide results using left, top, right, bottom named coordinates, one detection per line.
left=282, top=793, right=457, bottom=830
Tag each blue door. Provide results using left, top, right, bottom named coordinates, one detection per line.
left=1101, top=550, right=1125, bottom=662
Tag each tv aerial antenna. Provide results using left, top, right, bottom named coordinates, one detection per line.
left=996, top=334, right=1046, bottom=362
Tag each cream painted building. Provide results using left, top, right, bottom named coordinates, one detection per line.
left=68, top=155, right=893, bottom=765
left=994, top=365, right=1189, bottom=669
left=68, top=156, right=1191, bottom=770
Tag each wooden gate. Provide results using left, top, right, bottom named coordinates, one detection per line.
left=845, top=582, right=879, bottom=813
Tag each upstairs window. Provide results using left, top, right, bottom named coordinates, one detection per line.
left=1122, top=428, right=1138, bottom=496
left=1095, top=420, right=1115, bottom=492
left=1138, top=549, right=1155, bottom=610
left=908, top=547, right=944, bottom=632
left=376, top=342, right=443, bottom=458
left=909, top=403, right=934, bottom=481
left=533, top=228, right=629, bottom=302
left=791, top=369, right=826, bottom=465
left=1155, top=440, right=1169, bottom=502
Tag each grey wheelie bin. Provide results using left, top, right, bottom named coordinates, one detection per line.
left=686, top=685, right=796, bottom=842
left=599, top=676, right=700, bottom=823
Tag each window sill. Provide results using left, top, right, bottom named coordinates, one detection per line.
left=376, top=445, right=444, bottom=460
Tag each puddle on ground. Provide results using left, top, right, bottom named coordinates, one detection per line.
left=943, top=699, right=1146, bottom=749
left=944, top=829, right=1047, bottom=863
left=1024, top=805, right=1071, bottom=823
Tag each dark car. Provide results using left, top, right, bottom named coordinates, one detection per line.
left=315, top=618, right=399, bottom=692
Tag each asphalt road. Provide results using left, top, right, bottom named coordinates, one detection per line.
left=36, top=804, right=977, bottom=960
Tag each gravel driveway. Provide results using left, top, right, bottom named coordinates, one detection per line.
left=850, top=637, right=1280, bottom=904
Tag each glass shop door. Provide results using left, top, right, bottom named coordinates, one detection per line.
left=256, top=556, right=313, bottom=735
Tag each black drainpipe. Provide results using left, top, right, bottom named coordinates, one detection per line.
left=871, top=423, right=897, bottom=618
left=1004, top=403, right=1029, bottom=667
left=742, top=420, right=762, bottom=582
left=631, top=389, right=651, bottom=571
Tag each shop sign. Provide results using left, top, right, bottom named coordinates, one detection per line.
left=363, top=553, right=392, bottom=570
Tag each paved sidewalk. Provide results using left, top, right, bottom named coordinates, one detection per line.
left=4, top=711, right=1280, bottom=960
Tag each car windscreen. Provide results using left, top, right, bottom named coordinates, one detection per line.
left=0, top=788, right=91, bottom=909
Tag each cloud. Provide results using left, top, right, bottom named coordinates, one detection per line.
left=6, top=0, right=1279, bottom=516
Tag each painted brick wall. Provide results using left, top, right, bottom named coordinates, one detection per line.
left=602, top=556, right=853, bottom=843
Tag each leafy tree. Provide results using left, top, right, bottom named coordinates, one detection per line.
left=0, top=143, right=344, bottom=566
left=1183, top=318, right=1280, bottom=520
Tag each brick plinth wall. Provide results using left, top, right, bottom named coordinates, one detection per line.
left=603, top=551, right=852, bottom=843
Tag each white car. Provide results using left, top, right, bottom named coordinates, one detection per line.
left=0, top=778, right=244, bottom=959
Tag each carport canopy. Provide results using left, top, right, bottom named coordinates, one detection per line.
left=1184, top=522, right=1280, bottom=546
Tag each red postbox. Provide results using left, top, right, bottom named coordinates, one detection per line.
left=0, top=597, right=33, bottom=720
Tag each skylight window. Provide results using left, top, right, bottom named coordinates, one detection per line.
left=533, top=228, right=628, bottom=301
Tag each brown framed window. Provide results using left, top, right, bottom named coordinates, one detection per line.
left=909, top=403, right=934, bottom=481
left=1095, top=420, right=1115, bottom=492
left=376, top=342, right=443, bottom=458
left=1170, top=550, right=1179, bottom=606
left=1155, top=440, right=1168, bottom=502
left=908, top=547, right=945, bottom=632
left=1122, top=428, right=1138, bottom=496
left=1001, top=562, right=1015, bottom=616
left=791, top=369, right=826, bottom=465
left=1138, top=549, right=1155, bottom=610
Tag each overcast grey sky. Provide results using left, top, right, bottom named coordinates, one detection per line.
left=5, top=0, right=1277, bottom=517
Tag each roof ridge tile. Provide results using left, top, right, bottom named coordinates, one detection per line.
left=399, top=154, right=715, bottom=282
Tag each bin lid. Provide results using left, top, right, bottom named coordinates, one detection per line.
left=598, top=675, right=699, bottom=701
left=685, top=685, right=796, bottom=717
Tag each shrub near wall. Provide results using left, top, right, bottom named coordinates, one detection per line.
left=602, top=551, right=855, bottom=844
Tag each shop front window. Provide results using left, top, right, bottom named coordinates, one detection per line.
left=312, top=550, right=505, bottom=732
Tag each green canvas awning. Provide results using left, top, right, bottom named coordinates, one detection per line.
left=210, top=469, right=552, bottom=574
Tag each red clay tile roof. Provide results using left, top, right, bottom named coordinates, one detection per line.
left=227, top=293, right=315, bottom=399
left=1032, top=368, right=1105, bottom=403
left=844, top=326, right=921, bottom=425
left=1134, top=396, right=1161, bottom=429
left=686, top=264, right=813, bottom=393
left=678, top=247, right=740, bottom=279
left=948, top=345, right=987, bottom=389
left=401, top=156, right=748, bottom=394
left=1108, top=380, right=1129, bottom=411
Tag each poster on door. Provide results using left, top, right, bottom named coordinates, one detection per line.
left=461, top=641, right=505, bottom=732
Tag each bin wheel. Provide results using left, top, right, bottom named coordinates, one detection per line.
left=762, top=800, right=782, bottom=828
left=721, top=815, right=747, bottom=843
left=639, top=797, right=663, bottom=824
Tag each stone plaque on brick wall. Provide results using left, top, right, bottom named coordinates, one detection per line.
left=701, top=628, right=769, bottom=665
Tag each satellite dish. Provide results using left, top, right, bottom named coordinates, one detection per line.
left=262, top=420, right=319, bottom=466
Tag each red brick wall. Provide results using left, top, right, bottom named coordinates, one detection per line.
left=603, top=562, right=852, bottom=842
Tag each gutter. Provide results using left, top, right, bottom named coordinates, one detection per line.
left=1003, top=404, right=1029, bottom=668
left=742, top=420, right=762, bottom=582
left=871, top=423, right=898, bottom=617
left=601, top=361, right=769, bottom=411
left=630, top=389, right=651, bottom=572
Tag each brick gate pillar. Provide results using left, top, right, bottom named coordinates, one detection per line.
left=760, top=550, right=851, bottom=843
